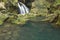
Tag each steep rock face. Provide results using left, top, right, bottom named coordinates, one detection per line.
left=0, top=0, right=35, bottom=9
left=2, top=0, right=35, bottom=11
left=18, top=0, right=35, bottom=9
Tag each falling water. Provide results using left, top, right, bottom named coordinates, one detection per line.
left=18, top=2, right=29, bottom=15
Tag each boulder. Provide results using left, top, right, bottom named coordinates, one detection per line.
left=25, top=0, right=35, bottom=9
left=0, top=2, right=6, bottom=9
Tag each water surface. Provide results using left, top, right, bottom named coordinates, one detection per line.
left=18, top=21, right=60, bottom=40
left=0, top=21, right=60, bottom=40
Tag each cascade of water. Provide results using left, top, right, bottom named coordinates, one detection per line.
left=18, top=2, right=29, bottom=15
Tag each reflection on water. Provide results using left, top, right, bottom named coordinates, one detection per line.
left=0, top=21, right=60, bottom=40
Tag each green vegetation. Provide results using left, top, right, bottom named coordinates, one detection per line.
left=0, top=0, right=60, bottom=26
left=0, top=0, right=60, bottom=40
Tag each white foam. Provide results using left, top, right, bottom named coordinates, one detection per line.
left=18, top=2, right=29, bottom=15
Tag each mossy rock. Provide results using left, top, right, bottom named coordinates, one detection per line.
left=0, top=2, right=6, bottom=9
left=0, top=13, right=8, bottom=25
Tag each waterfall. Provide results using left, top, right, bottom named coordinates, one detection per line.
left=18, top=2, right=29, bottom=15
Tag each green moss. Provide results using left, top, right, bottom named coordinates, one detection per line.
left=0, top=0, right=60, bottom=26
left=0, top=13, right=8, bottom=25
